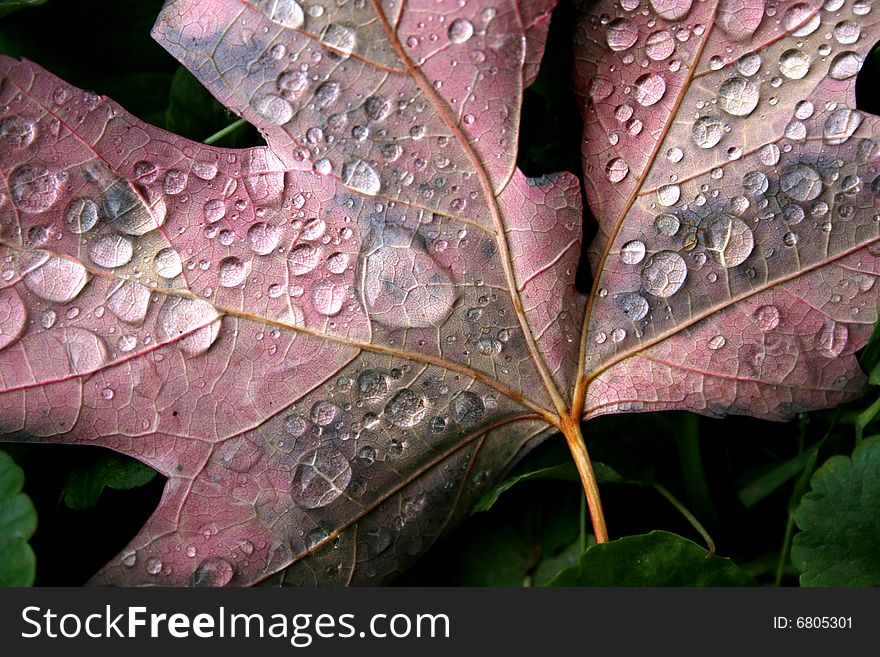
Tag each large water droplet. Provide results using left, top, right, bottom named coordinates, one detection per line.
left=364, top=95, right=391, bottom=122
left=780, top=164, right=823, bottom=202
left=156, top=296, right=222, bottom=357
left=153, top=247, right=183, bottom=279
left=645, top=30, right=675, bottom=61
left=783, top=3, right=820, bottom=37
left=615, top=291, right=649, bottom=321
left=291, top=447, right=352, bottom=509
left=107, top=280, right=151, bottom=324
left=264, top=0, right=305, bottom=29
left=633, top=73, right=666, bottom=106
left=10, top=164, right=60, bottom=213
left=620, top=240, right=646, bottom=264
left=320, top=23, right=357, bottom=56
left=606, top=18, right=638, bottom=51
left=692, top=115, right=725, bottom=149
left=754, top=304, right=780, bottom=331
left=655, top=214, right=680, bottom=236
left=288, top=244, right=320, bottom=275
left=364, top=244, right=456, bottom=329
left=824, top=108, right=862, bottom=145
left=90, top=234, right=133, bottom=269
left=64, top=197, right=99, bottom=234
left=357, top=369, right=389, bottom=401
left=0, top=289, right=27, bottom=352
left=218, top=257, right=247, bottom=287
left=757, top=143, right=780, bottom=166
left=311, top=279, right=347, bottom=316
left=0, top=115, right=36, bottom=149
left=384, top=388, right=427, bottom=428
left=833, top=20, right=861, bottom=45
left=717, top=76, right=759, bottom=116
left=450, top=390, right=485, bottom=427
left=23, top=254, right=88, bottom=303
left=717, top=0, right=764, bottom=40
left=448, top=18, right=474, bottom=44
left=253, top=94, right=294, bottom=125
left=657, top=184, right=681, bottom=206
left=605, top=158, right=629, bottom=183
left=247, top=222, right=281, bottom=255
left=341, top=159, right=381, bottom=196
left=641, top=251, right=687, bottom=297
left=699, top=214, right=755, bottom=267
left=828, top=51, right=863, bottom=80
left=779, top=49, right=811, bottom=80
left=649, top=0, right=694, bottom=20
left=103, top=180, right=167, bottom=235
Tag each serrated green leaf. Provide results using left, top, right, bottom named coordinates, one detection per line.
left=0, top=450, right=36, bottom=586
left=60, top=452, right=157, bottom=511
left=546, top=531, right=754, bottom=587
left=792, top=436, right=880, bottom=586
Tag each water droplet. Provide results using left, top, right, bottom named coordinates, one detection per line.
left=451, top=390, right=485, bottom=427
left=833, top=20, right=861, bottom=45
left=645, top=30, right=676, bottom=61
left=365, top=244, right=456, bottom=328
left=818, top=319, right=848, bottom=357
left=154, top=247, right=183, bottom=279
left=780, top=164, right=823, bottom=202
left=448, top=18, right=474, bottom=44
left=699, top=214, right=754, bottom=268
left=783, top=3, right=820, bottom=37
left=742, top=170, right=769, bottom=196
left=717, top=0, right=764, bottom=40
left=121, top=551, right=136, bottom=568
left=291, top=447, right=352, bottom=509
left=107, top=280, right=151, bottom=324
left=103, top=180, right=167, bottom=235
left=288, top=244, right=320, bottom=275
left=357, top=369, right=388, bottom=401
left=616, top=291, right=649, bottom=321
left=666, top=147, right=683, bottom=163
left=90, top=234, right=133, bottom=269
left=64, top=197, right=99, bottom=233
left=218, top=257, right=247, bottom=287
left=156, top=296, right=221, bottom=357
left=311, top=400, right=340, bottom=426
left=311, top=279, right=346, bottom=316
left=708, top=335, right=726, bottom=350
left=655, top=214, right=680, bottom=236
left=778, top=49, right=811, bottom=79
left=247, top=222, right=281, bottom=255
left=146, top=557, right=162, bottom=575
left=757, top=143, right=780, bottom=166
left=23, top=254, right=88, bottom=303
left=341, top=159, right=381, bottom=196
left=606, top=18, right=638, bottom=51
left=828, top=51, right=863, bottom=80
left=320, top=23, right=357, bottom=57
left=736, top=52, right=762, bottom=77
left=620, top=240, right=646, bottom=264
left=264, top=0, right=305, bottom=29
left=824, top=108, right=862, bottom=145
left=692, top=115, right=725, bottom=149
left=384, top=389, right=427, bottom=428
left=754, top=305, right=780, bottom=331
left=783, top=231, right=799, bottom=247
left=364, top=95, right=391, bottom=122
left=326, top=252, right=349, bottom=274
left=605, top=158, right=629, bottom=183
left=641, top=251, right=687, bottom=297
left=10, top=164, right=60, bottom=213
left=0, top=115, right=36, bottom=149
left=162, top=169, right=187, bottom=195
left=717, top=77, right=759, bottom=116
left=657, top=184, right=681, bottom=206
left=203, top=199, right=226, bottom=223
left=253, top=94, right=293, bottom=125
left=633, top=73, right=666, bottom=106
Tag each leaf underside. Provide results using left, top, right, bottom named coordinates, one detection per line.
left=0, top=0, right=877, bottom=585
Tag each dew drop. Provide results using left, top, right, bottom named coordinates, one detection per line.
left=384, top=388, right=427, bottom=428
left=448, top=18, right=474, bottom=44
left=90, top=234, right=133, bottom=269
left=633, top=73, right=666, bottom=106
left=641, top=251, right=687, bottom=297
left=154, top=247, right=183, bottom=279
left=291, top=447, right=352, bottom=509
left=64, top=197, right=99, bottom=233
left=620, top=240, right=646, bottom=264
left=717, top=77, right=759, bottom=116
left=341, top=159, right=381, bottom=196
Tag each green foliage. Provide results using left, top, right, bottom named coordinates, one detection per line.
left=60, top=452, right=157, bottom=511
left=547, top=531, right=755, bottom=587
left=0, top=0, right=46, bottom=19
left=791, top=436, right=880, bottom=586
left=0, top=451, right=37, bottom=586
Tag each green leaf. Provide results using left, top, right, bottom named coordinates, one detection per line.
left=546, top=531, right=755, bottom=586
left=737, top=444, right=820, bottom=508
left=60, top=452, right=157, bottom=511
left=0, top=0, right=46, bottom=19
left=859, top=313, right=880, bottom=378
left=473, top=461, right=621, bottom=513
left=792, top=436, right=880, bottom=586
left=0, top=450, right=37, bottom=586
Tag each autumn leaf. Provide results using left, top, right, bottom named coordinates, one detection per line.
left=0, top=0, right=877, bottom=586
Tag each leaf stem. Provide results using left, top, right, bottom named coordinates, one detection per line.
left=562, top=417, right=608, bottom=543
left=652, top=482, right=715, bottom=557
left=203, top=118, right=247, bottom=145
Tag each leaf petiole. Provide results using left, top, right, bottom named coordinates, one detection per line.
left=203, top=117, right=247, bottom=145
